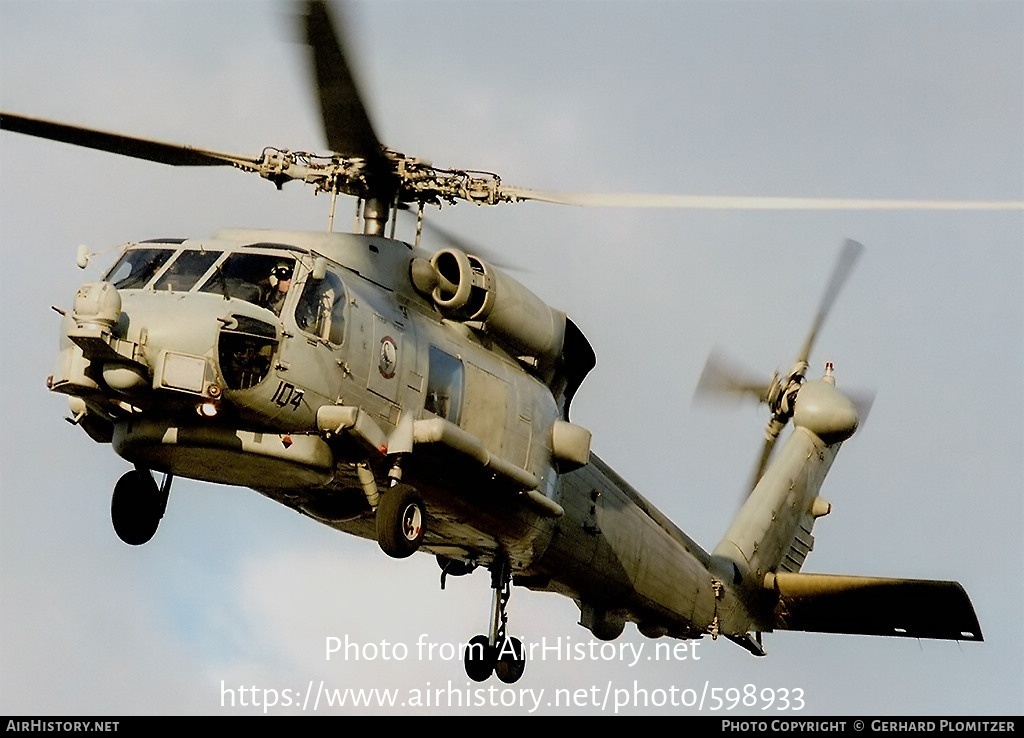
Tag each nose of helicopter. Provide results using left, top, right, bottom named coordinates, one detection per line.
left=54, top=280, right=243, bottom=411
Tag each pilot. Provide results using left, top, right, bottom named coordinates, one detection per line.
left=264, top=262, right=293, bottom=314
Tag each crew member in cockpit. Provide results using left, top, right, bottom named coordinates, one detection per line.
left=264, top=262, right=293, bottom=315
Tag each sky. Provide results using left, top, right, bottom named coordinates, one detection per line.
left=1, top=0, right=1021, bottom=717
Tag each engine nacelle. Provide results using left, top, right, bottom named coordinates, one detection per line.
left=416, top=248, right=567, bottom=367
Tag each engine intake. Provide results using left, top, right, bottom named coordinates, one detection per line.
left=416, top=248, right=566, bottom=367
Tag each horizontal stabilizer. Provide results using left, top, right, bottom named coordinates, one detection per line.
left=766, top=571, right=983, bottom=642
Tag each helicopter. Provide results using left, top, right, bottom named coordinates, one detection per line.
left=0, top=1, right=1006, bottom=690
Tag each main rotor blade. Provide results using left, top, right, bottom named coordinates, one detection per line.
left=501, top=188, right=1024, bottom=211
left=303, top=1, right=387, bottom=175
left=796, top=239, right=864, bottom=366
left=0, top=112, right=260, bottom=169
left=414, top=215, right=524, bottom=272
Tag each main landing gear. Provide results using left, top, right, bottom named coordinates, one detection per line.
left=375, top=483, right=425, bottom=558
left=111, top=467, right=171, bottom=545
left=464, top=559, right=527, bottom=684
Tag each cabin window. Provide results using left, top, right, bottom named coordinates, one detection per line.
left=153, top=249, right=223, bottom=292
left=105, top=247, right=175, bottom=289
left=296, top=270, right=346, bottom=345
left=425, top=347, right=464, bottom=422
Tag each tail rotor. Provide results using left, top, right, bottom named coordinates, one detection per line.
left=694, top=240, right=866, bottom=495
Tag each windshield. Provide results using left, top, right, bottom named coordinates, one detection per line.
left=153, top=249, right=223, bottom=292
left=105, top=247, right=175, bottom=289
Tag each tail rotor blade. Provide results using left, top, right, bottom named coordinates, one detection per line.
left=694, top=350, right=771, bottom=405
left=796, top=239, right=864, bottom=366
left=848, top=388, right=876, bottom=429
left=748, top=426, right=781, bottom=495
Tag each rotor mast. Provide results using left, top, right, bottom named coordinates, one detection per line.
left=360, top=197, right=390, bottom=236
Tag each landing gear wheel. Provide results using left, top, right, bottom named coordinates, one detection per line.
left=464, top=634, right=496, bottom=682
left=494, top=636, right=526, bottom=684
left=376, top=484, right=425, bottom=558
left=462, top=558, right=528, bottom=682
left=111, top=469, right=165, bottom=546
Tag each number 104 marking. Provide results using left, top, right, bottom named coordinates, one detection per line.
left=272, top=381, right=304, bottom=410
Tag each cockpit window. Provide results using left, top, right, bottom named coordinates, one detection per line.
left=153, top=249, right=223, bottom=292
left=198, top=253, right=296, bottom=312
left=296, top=270, right=346, bottom=344
left=105, top=247, right=174, bottom=289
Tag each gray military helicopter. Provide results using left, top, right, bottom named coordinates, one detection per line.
left=0, top=1, right=989, bottom=685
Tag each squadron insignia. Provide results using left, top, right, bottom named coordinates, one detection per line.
left=378, top=336, right=398, bottom=379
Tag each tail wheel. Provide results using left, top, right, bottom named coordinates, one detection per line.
left=376, top=483, right=425, bottom=558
